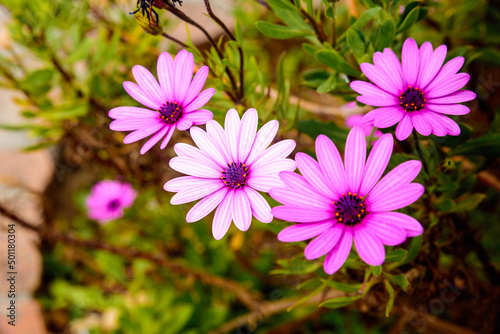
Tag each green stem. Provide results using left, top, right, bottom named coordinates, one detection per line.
left=412, top=131, right=430, bottom=174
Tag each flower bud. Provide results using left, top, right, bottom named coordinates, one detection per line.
left=135, top=14, right=163, bottom=36
left=440, top=158, right=456, bottom=175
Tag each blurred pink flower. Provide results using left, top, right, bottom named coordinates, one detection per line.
left=271, top=127, right=424, bottom=275
left=109, top=50, right=215, bottom=154
left=350, top=38, right=476, bottom=140
left=345, top=114, right=383, bottom=138
left=164, top=108, right=296, bottom=240
left=86, top=180, right=137, bottom=223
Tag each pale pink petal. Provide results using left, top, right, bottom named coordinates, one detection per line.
left=246, top=175, right=284, bottom=192
left=278, top=221, right=333, bottom=242
left=164, top=176, right=218, bottom=192
left=245, top=120, right=279, bottom=165
left=186, top=187, right=228, bottom=223
left=358, top=133, right=393, bottom=196
left=110, top=118, right=160, bottom=131
left=238, top=108, right=258, bottom=163
left=295, top=153, right=336, bottom=199
left=362, top=214, right=406, bottom=246
left=251, top=159, right=296, bottom=176
left=173, top=143, right=216, bottom=167
left=271, top=206, right=333, bottom=223
left=316, top=135, right=347, bottom=197
left=357, top=95, right=400, bottom=107
left=251, top=140, right=296, bottom=169
left=395, top=114, right=413, bottom=141
left=140, top=125, right=169, bottom=154
left=174, top=50, right=194, bottom=103
left=370, top=212, right=423, bottom=237
left=176, top=117, right=193, bottom=131
left=132, top=65, right=165, bottom=104
left=171, top=182, right=224, bottom=205
left=169, top=156, right=221, bottom=178
left=206, top=120, right=231, bottom=163
left=278, top=171, right=320, bottom=195
left=402, top=38, right=419, bottom=86
left=157, top=52, right=175, bottom=101
left=232, top=190, right=252, bottom=231
left=182, top=109, right=213, bottom=125
left=344, top=126, right=366, bottom=193
left=425, top=104, right=470, bottom=116
left=123, top=81, right=161, bottom=110
left=190, top=127, right=226, bottom=168
left=305, top=224, right=344, bottom=260
left=109, top=106, right=158, bottom=119
left=411, top=112, right=432, bottom=136
left=184, top=88, right=215, bottom=112
left=367, top=183, right=424, bottom=212
left=160, top=125, right=176, bottom=149
left=324, top=228, right=353, bottom=274
left=184, top=66, right=209, bottom=106
left=225, top=108, right=241, bottom=162
left=269, top=187, right=332, bottom=210
left=123, top=123, right=164, bottom=144
left=243, top=187, right=273, bottom=223
left=212, top=190, right=234, bottom=239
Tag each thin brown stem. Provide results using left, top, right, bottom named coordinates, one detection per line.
left=300, top=9, right=327, bottom=44
left=161, top=32, right=189, bottom=48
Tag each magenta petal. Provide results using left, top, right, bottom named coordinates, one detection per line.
left=428, top=112, right=461, bottom=136
left=183, top=109, right=213, bottom=125
left=271, top=206, right=333, bottom=223
left=426, top=90, right=476, bottom=104
left=160, top=125, right=176, bottom=149
left=110, top=118, right=159, bottom=131
left=247, top=175, right=284, bottom=192
left=174, top=143, right=212, bottom=162
left=278, top=171, right=320, bottom=195
left=353, top=225, right=385, bottom=266
left=423, top=56, right=464, bottom=92
left=245, top=120, right=279, bottom=165
left=324, top=228, right=353, bottom=275
left=132, top=65, right=165, bottom=105
left=186, top=187, right=228, bottom=223
left=243, top=187, right=273, bottom=223
left=362, top=214, right=406, bottom=246
left=351, top=81, right=399, bottom=100
left=358, top=133, right=393, bottom=196
left=305, top=224, right=344, bottom=260
left=370, top=212, right=423, bottom=237
left=123, top=81, right=161, bottom=110
left=357, top=94, right=399, bottom=107
left=171, top=181, right=223, bottom=205
left=212, top=190, right=234, bottom=240
left=278, top=221, right=333, bottom=242
left=372, top=107, right=405, bottom=128
left=423, top=111, right=448, bottom=137
left=251, top=159, right=296, bottom=177
left=295, top=153, right=336, bottom=198
left=402, top=38, right=420, bottom=86
left=184, top=88, right=215, bottom=112
left=176, top=117, right=193, bottom=131
left=426, top=73, right=470, bottom=99
left=316, top=135, right=347, bottom=197
left=232, top=190, right=252, bottom=231
left=269, top=187, right=332, bottom=210
left=157, top=52, right=175, bottom=101
left=140, top=125, right=169, bottom=154
left=184, top=66, right=209, bottom=106
left=169, top=156, right=221, bottom=178
left=425, top=104, right=470, bottom=116
left=123, top=123, right=164, bottom=144
left=360, top=63, right=400, bottom=94
left=418, top=44, right=447, bottom=88
left=190, top=127, right=226, bottom=168
left=238, top=108, right=258, bottom=163
left=251, top=140, right=296, bottom=169
left=109, top=106, right=158, bottom=119
left=368, top=183, right=424, bottom=212
left=344, top=126, right=366, bottom=193
left=411, top=112, right=432, bottom=136
left=395, top=114, right=413, bottom=140
left=174, top=50, right=194, bottom=103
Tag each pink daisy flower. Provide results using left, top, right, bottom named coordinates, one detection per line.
left=345, top=113, right=383, bottom=138
left=86, top=180, right=137, bottom=224
left=350, top=38, right=476, bottom=141
left=270, top=127, right=424, bottom=274
left=164, top=108, right=296, bottom=240
left=109, top=50, right=215, bottom=154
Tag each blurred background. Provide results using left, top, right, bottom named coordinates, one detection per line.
left=0, top=0, right=499, bottom=333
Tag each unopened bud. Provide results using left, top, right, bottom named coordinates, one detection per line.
left=440, top=158, right=456, bottom=175
left=135, top=14, right=163, bottom=36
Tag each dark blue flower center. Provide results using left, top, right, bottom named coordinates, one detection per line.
left=333, top=192, right=365, bottom=226
left=158, top=101, right=183, bottom=124
left=107, top=199, right=121, bottom=211
left=221, top=162, right=249, bottom=189
left=400, top=86, right=426, bottom=112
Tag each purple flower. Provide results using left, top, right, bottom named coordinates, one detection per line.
left=270, top=127, right=424, bottom=274
left=86, top=180, right=137, bottom=224
left=109, top=50, right=215, bottom=154
left=350, top=38, right=476, bottom=141
left=164, top=108, right=296, bottom=240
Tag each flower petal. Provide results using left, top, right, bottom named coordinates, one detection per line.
left=271, top=206, right=333, bottom=223
left=251, top=159, right=297, bottom=176
left=324, top=228, right=353, bottom=275
left=140, top=124, right=170, bottom=154
left=225, top=108, right=241, bottom=162
left=372, top=107, right=405, bottom=128
left=123, top=123, right=165, bottom=144
left=295, top=152, right=336, bottom=198
left=278, top=221, right=333, bottom=242
left=174, top=50, right=194, bottom=103
left=157, top=52, right=175, bottom=101
left=395, top=114, right=413, bottom=141
left=247, top=175, right=284, bottom=192
left=245, top=120, right=279, bottom=165
left=423, top=111, right=449, bottom=136
left=402, top=38, right=420, bottom=86
left=212, top=190, right=234, bottom=239
left=425, top=104, right=470, bottom=116
left=278, top=171, right=320, bottom=195
left=169, top=156, right=221, bottom=178
left=369, top=212, right=423, bottom=237
left=359, top=133, right=393, bottom=196
left=269, top=187, right=332, bottom=210
left=238, top=108, right=258, bottom=163
left=123, top=81, right=161, bottom=110
left=316, top=135, right=347, bottom=197
left=353, top=225, right=385, bottom=266
left=360, top=63, right=400, bottom=95
left=186, top=187, right=228, bottom=223
left=132, top=65, right=165, bottom=105
left=427, top=90, right=476, bottom=104
left=110, top=118, right=160, bottom=131
left=184, top=88, right=215, bottom=112
left=367, top=183, right=424, bottom=212
left=344, top=126, right=366, bottom=193
left=351, top=81, right=400, bottom=106
left=418, top=44, right=447, bottom=88
left=176, top=117, right=193, bottom=131
left=164, top=176, right=217, bottom=192
left=427, top=112, right=461, bottom=136
left=426, top=73, right=470, bottom=99
left=362, top=214, right=406, bottom=246
left=206, top=120, right=231, bottom=163
left=243, top=187, right=273, bottom=223
left=109, top=106, right=158, bottom=119
left=423, top=56, right=464, bottom=92
left=190, top=127, right=226, bottom=168
left=183, top=109, right=213, bottom=125
left=251, top=140, right=296, bottom=169
left=411, top=112, right=432, bottom=136
left=305, top=223, right=344, bottom=260
left=232, top=190, right=252, bottom=231
left=160, top=125, right=176, bottom=149
left=171, top=181, right=224, bottom=205
left=184, top=66, right=209, bottom=106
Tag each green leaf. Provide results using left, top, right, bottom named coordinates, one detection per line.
left=401, top=235, right=423, bottom=265
left=297, top=119, right=349, bottom=144
left=266, top=0, right=311, bottom=29
left=433, top=198, right=455, bottom=212
left=370, top=265, right=382, bottom=276
left=235, top=20, right=243, bottom=44
left=398, top=7, right=419, bottom=33
left=384, top=280, right=395, bottom=317
left=451, top=193, right=486, bottom=212
left=449, top=133, right=500, bottom=158
left=315, top=49, right=361, bottom=76
left=384, top=273, right=409, bottom=290
left=385, top=248, right=408, bottom=262
left=316, top=72, right=337, bottom=93
left=319, top=295, right=361, bottom=309
left=39, top=104, right=88, bottom=121
left=375, top=19, right=395, bottom=51
left=338, top=7, right=382, bottom=44
left=321, top=279, right=362, bottom=293
left=347, top=29, right=365, bottom=59
left=302, top=43, right=319, bottom=56
left=256, top=21, right=312, bottom=39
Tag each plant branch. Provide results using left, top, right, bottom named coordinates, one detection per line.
left=412, top=131, right=430, bottom=174
left=161, top=32, right=189, bottom=48
left=300, top=9, right=327, bottom=44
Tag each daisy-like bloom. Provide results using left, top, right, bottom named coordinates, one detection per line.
left=86, top=180, right=137, bottom=224
left=270, top=127, right=424, bottom=274
left=345, top=113, right=383, bottom=139
left=164, top=108, right=296, bottom=240
left=350, top=38, right=476, bottom=141
left=109, top=50, right=215, bottom=154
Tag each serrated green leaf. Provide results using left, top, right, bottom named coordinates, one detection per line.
left=315, top=49, right=361, bottom=76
